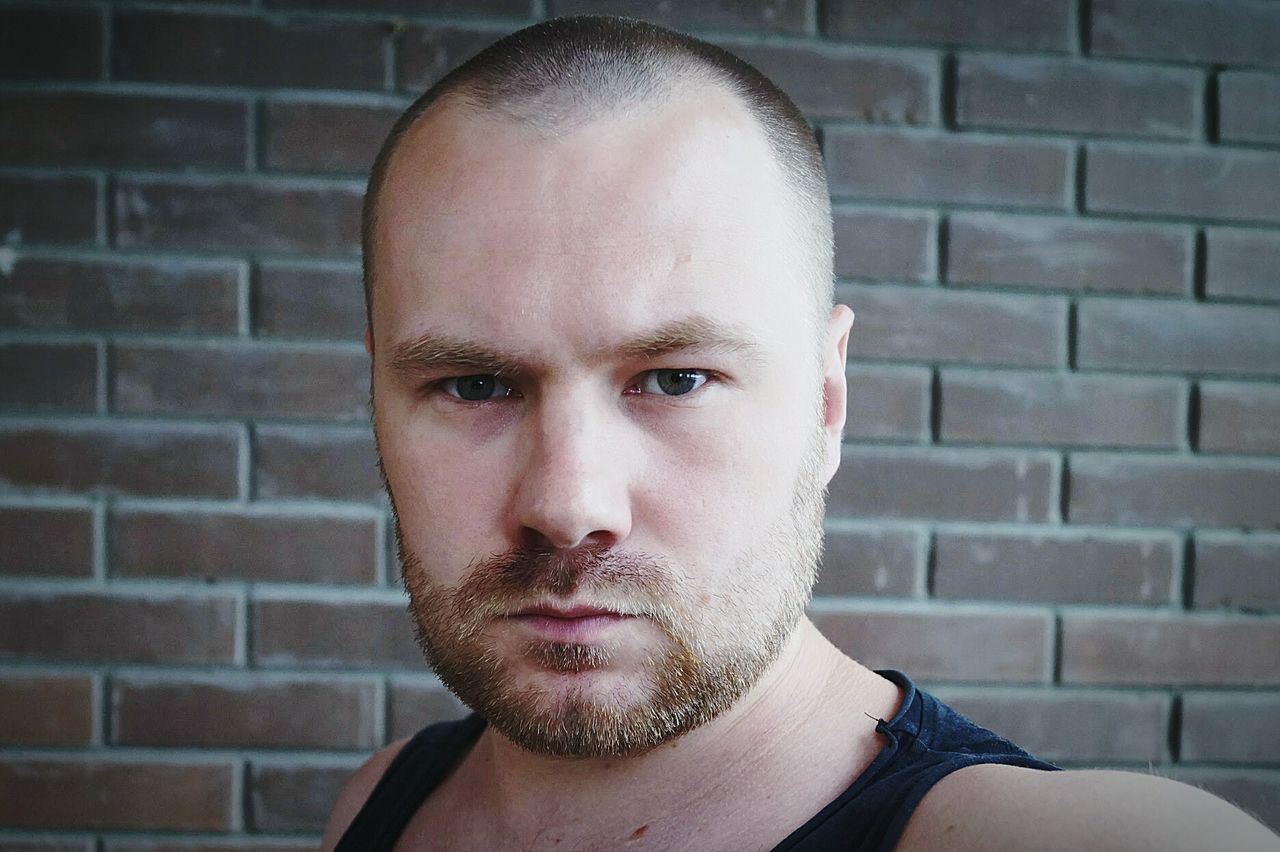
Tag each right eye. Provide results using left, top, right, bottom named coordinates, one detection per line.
left=439, top=375, right=517, bottom=402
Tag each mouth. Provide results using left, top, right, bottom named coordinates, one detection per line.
left=504, top=602, right=634, bottom=642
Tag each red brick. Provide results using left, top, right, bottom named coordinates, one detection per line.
left=829, top=447, right=1056, bottom=523
left=826, top=129, right=1070, bottom=209
left=254, top=260, right=365, bottom=339
left=249, top=761, right=358, bottom=832
left=112, top=509, right=378, bottom=584
left=934, top=531, right=1177, bottom=605
left=388, top=679, right=469, bottom=740
left=1219, top=71, right=1280, bottom=145
left=0, top=759, right=234, bottom=830
left=815, top=527, right=923, bottom=598
left=0, top=675, right=93, bottom=746
left=114, top=11, right=387, bottom=89
left=0, top=592, right=238, bottom=665
left=1194, top=535, right=1280, bottom=613
left=1077, top=299, right=1280, bottom=377
left=1200, top=382, right=1280, bottom=456
left=254, top=598, right=421, bottom=669
left=262, top=99, right=402, bottom=174
left=254, top=425, right=383, bottom=502
left=1205, top=228, right=1280, bottom=304
left=1061, top=613, right=1280, bottom=686
left=551, top=0, right=810, bottom=33
left=1181, top=693, right=1280, bottom=764
left=947, top=213, right=1190, bottom=296
left=823, top=0, right=1071, bottom=50
left=0, top=342, right=98, bottom=413
left=0, top=175, right=97, bottom=245
left=398, top=25, right=505, bottom=91
left=115, top=177, right=361, bottom=254
left=1087, top=144, right=1280, bottom=225
left=0, top=93, right=246, bottom=168
left=1167, top=770, right=1280, bottom=833
left=957, top=56, right=1198, bottom=139
left=0, top=256, right=241, bottom=333
left=839, top=284, right=1066, bottom=368
left=814, top=607, right=1051, bottom=683
left=112, top=675, right=378, bottom=749
left=1093, top=0, right=1280, bottom=69
left=0, top=6, right=101, bottom=81
left=112, top=342, right=367, bottom=421
left=931, top=688, right=1169, bottom=763
left=834, top=210, right=934, bottom=282
left=1070, top=454, right=1280, bottom=529
left=844, top=365, right=930, bottom=442
left=940, top=371, right=1183, bottom=449
left=0, top=422, right=239, bottom=498
left=0, top=506, right=93, bottom=577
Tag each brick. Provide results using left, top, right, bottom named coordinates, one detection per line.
left=1070, top=454, right=1280, bottom=529
left=815, top=527, right=923, bottom=598
left=727, top=43, right=935, bottom=122
left=829, top=447, right=1056, bottom=523
left=254, top=261, right=365, bottom=339
left=1093, top=0, right=1280, bottom=69
left=114, top=11, right=387, bottom=89
left=1168, top=770, right=1280, bottom=833
left=814, top=608, right=1050, bottom=683
left=398, top=25, right=504, bottom=91
left=388, top=680, right=469, bottom=740
left=1182, top=693, right=1280, bottom=764
left=0, top=675, right=93, bottom=746
left=1205, top=227, right=1280, bottom=304
left=0, top=843, right=93, bottom=852
left=823, top=0, right=1071, bottom=50
left=1087, top=144, right=1280, bottom=225
left=0, top=174, right=97, bottom=246
left=0, top=7, right=101, bottom=81
left=947, top=213, right=1190, bottom=296
left=0, top=256, right=241, bottom=333
left=1194, top=535, right=1280, bottom=613
left=270, top=0, right=528, bottom=13
left=106, top=844, right=314, bottom=852
left=0, top=93, right=245, bottom=168
left=1200, top=382, right=1280, bottom=456
left=833, top=210, right=933, bottom=282
left=0, top=759, right=233, bottom=830
left=844, top=365, right=930, bottom=442
left=254, top=598, right=421, bottom=669
left=931, top=688, right=1168, bottom=763
left=1219, top=71, right=1280, bottom=145
left=112, top=676, right=378, bottom=749
left=112, top=510, right=378, bottom=584
left=113, top=342, right=367, bottom=420
left=0, top=592, right=238, bottom=665
left=0, top=422, right=239, bottom=498
left=934, top=531, right=1177, bottom=605
left=551, top=0, right=810, bottom=33
left=263, top=99, right=402, bottom=174
left=0, top=506, right=93, bottom=577
left=1061, top=613, right=1280, bottom=686
left=826, top=129, right=1070, bottom=209
left=254, top=425, right=383, bottom=502
left=957, top=55, right=1198, bottom=139
left=115, top=177, right=361, bottom=254
left=840, top=283, right=1066, bottom=368
left=940, top=371, right=1183, bottom=449
left=1077, top=299, right=1280, bottom=377
left=0, top=342, right=98, bottom=413
left=249, top=762, right=358, bottom=832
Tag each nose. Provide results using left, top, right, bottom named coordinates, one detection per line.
left=510, top=396, right=633, bottom=551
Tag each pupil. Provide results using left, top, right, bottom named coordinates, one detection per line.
left=657, top=370, right=698, bottom=395
left=457, top=376, right=495, bottom=401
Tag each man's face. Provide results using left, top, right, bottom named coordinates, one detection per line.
left=370, top=87, right=844, bottom=757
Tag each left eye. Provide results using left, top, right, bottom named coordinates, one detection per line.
left=635, top=369, right=709, bottom=397
left=441, top=375, right=516, bottom=401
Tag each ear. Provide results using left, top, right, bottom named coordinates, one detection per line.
left=364, top=325, right=374, bottom=357
left=820, top=304, right=854, bottom=484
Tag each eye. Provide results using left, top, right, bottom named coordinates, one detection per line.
left=634, top=369, right=710, bottom=397
left=440, top=375, right=517, bottom=402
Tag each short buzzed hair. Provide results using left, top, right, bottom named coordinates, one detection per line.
left=362, top=15, right=833, bottom=333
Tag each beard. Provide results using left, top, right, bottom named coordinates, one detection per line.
left=391, top=428, right=828, bottom=759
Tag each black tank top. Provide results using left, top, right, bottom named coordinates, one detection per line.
left=335, top=670, right=1059, bottom=851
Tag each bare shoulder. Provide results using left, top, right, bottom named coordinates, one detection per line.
left=894, top=763, right=1279, bottom=852
left=319, top=737, right=412, bottom=852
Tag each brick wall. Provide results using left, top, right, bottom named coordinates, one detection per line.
left=1, top=0, right=1278, bottom=845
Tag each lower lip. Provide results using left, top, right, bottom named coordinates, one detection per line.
left=506, top=612, right=631, bottom=642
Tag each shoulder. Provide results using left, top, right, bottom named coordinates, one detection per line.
left=894, top=763, right=1279, bottom=852
left=320, top=736, right=412, bottom=852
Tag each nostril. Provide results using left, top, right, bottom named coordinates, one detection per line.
left=518, top=526, right=558, bottom=551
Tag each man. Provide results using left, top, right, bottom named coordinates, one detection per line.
left=323, top=16, right=1277, bottom=851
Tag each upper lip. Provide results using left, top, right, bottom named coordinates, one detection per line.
left=511, top=604, right=625, bottom=619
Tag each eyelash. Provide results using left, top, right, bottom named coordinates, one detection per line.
left=427, top=369, right=720, bottom=403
